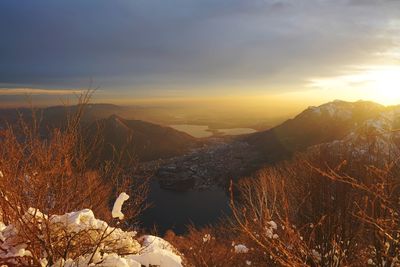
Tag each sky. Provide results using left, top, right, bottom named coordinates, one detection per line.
left=0, top=0, right=399, bottom=108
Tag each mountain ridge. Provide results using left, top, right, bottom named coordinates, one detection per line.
left=93, top=115, right=201, bottom=162
left=246, top=100, right=390, bottom=162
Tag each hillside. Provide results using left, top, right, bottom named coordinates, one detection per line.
left=246, top=100, right=387, bottom=162
left=313, top=104, right=400, bottom=162
left=137, top=100, right=398, bottom=191
left=93, top=115, right=201, bottom=162
left=0, top=107, right=202, bottom=163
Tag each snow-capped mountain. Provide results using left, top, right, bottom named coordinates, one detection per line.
left=314, top=104, right=400, bottom=162
left=246, top=100, right=396, bottom=163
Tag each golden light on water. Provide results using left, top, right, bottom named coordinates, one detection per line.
left=309, top=65, right=400, bottom=105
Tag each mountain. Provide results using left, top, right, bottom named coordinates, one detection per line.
left=246, top=100, right=387, bottom=162
left=313, top=104, right=400, bottom=163
left=0, top=105, right=202, bottom=162
left=93, top=115, right=201, bottom=162
left=3, top=100, right=398, bottom=168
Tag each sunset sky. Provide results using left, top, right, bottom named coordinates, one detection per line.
left=1, top=0, right=399, bottom=108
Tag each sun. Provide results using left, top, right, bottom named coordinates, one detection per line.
left=374, top=89, right=400, bottom=106
left=309, top=65, right=400, bottom=106
left=366, top=67, right=400, bottom=105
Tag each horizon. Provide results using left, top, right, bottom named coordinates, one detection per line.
left=0, top=97, right=395, bottom=133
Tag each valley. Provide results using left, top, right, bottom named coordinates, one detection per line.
left=141, top=136, right=264, bottom=191
left=3, top=100, right=400, bottom=235
left=138, top=136, right=265, bottom=234
left=169, top=124, right=257, bottom=138
left=138, top=100, right=400, bottom=234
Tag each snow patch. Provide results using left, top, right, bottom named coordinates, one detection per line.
left=203, top=233, right=212, bottom=243
left=129, top=235, right=183, bottom=267
left=112, top=192, right=130, bottom=220
left=0, top=208, right=182, bottom=267
left=265, top=220, right=279, bottom=239
left=234, top=244, right=249, bottom=254
left=112, top=192, right=129, bottom=220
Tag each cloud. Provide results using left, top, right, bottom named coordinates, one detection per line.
left=0, top=0, right=399, bottom=97
left=0, top=88, right=83, bottom=96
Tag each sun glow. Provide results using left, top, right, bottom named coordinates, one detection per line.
left=309, top=65, right=400, bottom=105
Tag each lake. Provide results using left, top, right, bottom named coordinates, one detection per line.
left=140, top=180, right=230, bottom=235
left=169, top=124, right=212, bottom=138
left=169, top=124, right=257, bottom=138
left=139, top=125, right=256, bottom=234
left=218, top=128, right=257, bottom=135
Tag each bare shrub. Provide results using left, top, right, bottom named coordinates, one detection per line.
left=313, top=159, right=400, bottom=266
left=166, top=225, right=257, bottom=267
left=228, top=146, right=400, bottom=267
left=230, top=167, right=323, bottom=267
left=0, top=92, right=147, bottom=266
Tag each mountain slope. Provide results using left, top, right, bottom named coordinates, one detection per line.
left=0, top=106, right=201, bottom=162
left=94, top=115, right=200, bottom=162
left=246, top=100, right=386, bottom=162
left=313, top=104, right=400, bottom=162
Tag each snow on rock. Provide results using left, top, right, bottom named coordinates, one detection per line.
left=0, top=223, right=33, bottom=261
left=0, top=221, right=7, bottom=232
left=0, top=208, right=183, bottom=267
left=234, top=244, right=249, bottom=254
left=51, top=209, right=106, bottom=232
left=51, top=252, right=144, bottom=267
left=112, top=192, right=130, bottom=220
left=129, top=235, right=183, bottom=267
left=308, top=101, right=353, bottom=120
left=49, top=208, right=141, bottom=255
left=310, top=107, right=400, bottom=162
left=5, top=244, right=32, bottom=258
left=202, top=233, right=212, bottom=243
left=267, top=220, right=278, bottom=230
left=312, top=249, right=322, bottom=262
left=265, top=220, right=279, bottom=239
left=98, top=253, right=142, bottom=267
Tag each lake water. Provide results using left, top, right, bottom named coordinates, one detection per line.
left=169, top=124, right=212, bottom=138
left=140, top=124, right=256, bottom=234
left=169, top=124, right=257, bottom=138
left=218, top=128, right=257, bottom=135
left=141, top=180, right=230, bottom=235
